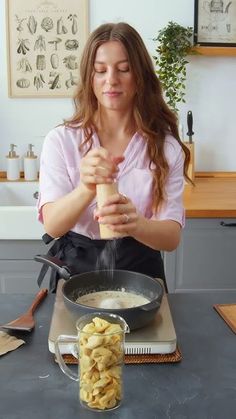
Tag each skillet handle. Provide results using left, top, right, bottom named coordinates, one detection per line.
left=34, top=254, right=71, bottom=280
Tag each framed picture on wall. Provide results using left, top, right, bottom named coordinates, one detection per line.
left=6, top=0, right=88, bottom=98
left=194, top=0, right=236, bottom=46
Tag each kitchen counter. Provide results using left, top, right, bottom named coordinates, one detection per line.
left=1, top=292, right=236, bottom=419
left=1, top=172, right=236, bottom=218
left=184, top=174, right=236, bottom=217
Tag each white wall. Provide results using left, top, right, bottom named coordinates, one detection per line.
left=1, top=0, right=235, bottom=171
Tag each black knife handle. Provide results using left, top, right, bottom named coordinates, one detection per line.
left=187, top=111, right=194, bottom=136
left=220, top=221, right=236, bottom=227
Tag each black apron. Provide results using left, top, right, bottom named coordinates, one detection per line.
left=37, top=231, right=167, bottom=292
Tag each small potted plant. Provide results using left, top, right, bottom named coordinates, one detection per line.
left=153, top=21, right=193, bottom=114
left=153, top=22, right=195, bottom=182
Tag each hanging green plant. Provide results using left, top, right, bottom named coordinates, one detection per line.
left=153, top=21, right=193, bottom=113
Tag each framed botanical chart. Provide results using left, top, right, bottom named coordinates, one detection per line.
left=194, top=0, right=236, bottom=46
left=6, top=0, right=88, bottom=97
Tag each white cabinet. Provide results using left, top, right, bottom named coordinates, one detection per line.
left=164, top=218, right=236, bottom=292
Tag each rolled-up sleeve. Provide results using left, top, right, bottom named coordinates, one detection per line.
left=151, top=137, right=185, bottom=227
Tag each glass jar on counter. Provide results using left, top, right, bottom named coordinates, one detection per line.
left=55, top=312, right=129, bottom=411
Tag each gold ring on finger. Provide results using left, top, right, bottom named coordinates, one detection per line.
left=120, top=194, right=128, bottom=203
left=123, top=213, right=130, bottom=224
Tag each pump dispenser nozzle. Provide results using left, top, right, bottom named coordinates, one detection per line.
left=7, top=144, right=18, bottom=158
left=26, top=144, right=36, bottom=158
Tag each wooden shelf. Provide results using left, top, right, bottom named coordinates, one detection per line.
left=0, top=171, right=39, bottom=182
left=192, top=46, right=236, bottom=56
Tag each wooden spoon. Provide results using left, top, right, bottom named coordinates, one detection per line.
left=0, top=288, right=48, bottom=332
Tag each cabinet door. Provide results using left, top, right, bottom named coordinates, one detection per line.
left=0, top=240, right=50, bottom=293
left=0, top=240, right=46, bottom=259
left=0, top=260, right=49, bottom=293
left=164, top=218, right=236, bottom=292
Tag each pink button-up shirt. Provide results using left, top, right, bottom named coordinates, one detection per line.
left=38, top=125, right=185, bottom=239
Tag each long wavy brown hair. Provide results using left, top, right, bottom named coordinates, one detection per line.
left=65, top=22, right=191, bottom=212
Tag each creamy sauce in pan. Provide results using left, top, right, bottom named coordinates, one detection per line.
left=76, top=290, right=150, bottom=309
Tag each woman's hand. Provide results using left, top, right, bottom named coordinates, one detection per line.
left=94, top=193, right=140, bottom=236
left=80, top=147, right=124, bottom=192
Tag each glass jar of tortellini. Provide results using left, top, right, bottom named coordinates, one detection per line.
left=55, top=312, right=129, bottom=411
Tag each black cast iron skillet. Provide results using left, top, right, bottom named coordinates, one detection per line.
left=34, top=255, right=164, bottom=330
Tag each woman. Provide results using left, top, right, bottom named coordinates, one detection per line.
left=37, top=22, right=190, bottom=292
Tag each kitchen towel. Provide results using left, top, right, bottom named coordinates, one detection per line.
left=214, top=303, right=236, bottom=334
left=0, top=331, right=25, bottom=356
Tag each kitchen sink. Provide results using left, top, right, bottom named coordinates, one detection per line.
left=0, top=181, right=45, bottom=239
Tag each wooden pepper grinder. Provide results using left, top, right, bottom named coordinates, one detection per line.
left=96, top=183, right=123, bottom=239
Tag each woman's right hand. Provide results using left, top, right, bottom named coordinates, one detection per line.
left=80, top=147, right=124, bottom=192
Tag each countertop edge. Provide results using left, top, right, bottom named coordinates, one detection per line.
left=186, top=209, right=236, bottom=218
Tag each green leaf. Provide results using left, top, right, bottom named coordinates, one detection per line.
left=153, top=21, right=193, bottom=110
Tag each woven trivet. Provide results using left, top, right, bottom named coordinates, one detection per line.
left=58, top=346, right=182, bottom=365
left=214, top=303, right=236, bottom=334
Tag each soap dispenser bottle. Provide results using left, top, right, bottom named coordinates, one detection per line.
left=24, top=144, right=38, bottom=181
left=6, top=144, right=20, bottom=181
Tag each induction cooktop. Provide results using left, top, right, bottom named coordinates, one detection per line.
left=48, top=279, right=177, bottom=355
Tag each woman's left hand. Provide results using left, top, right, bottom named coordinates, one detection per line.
left=94, top=193, right=139, bottom=235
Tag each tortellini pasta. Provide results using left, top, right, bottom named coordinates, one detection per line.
left=79, top=317, right=124, bottom=410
